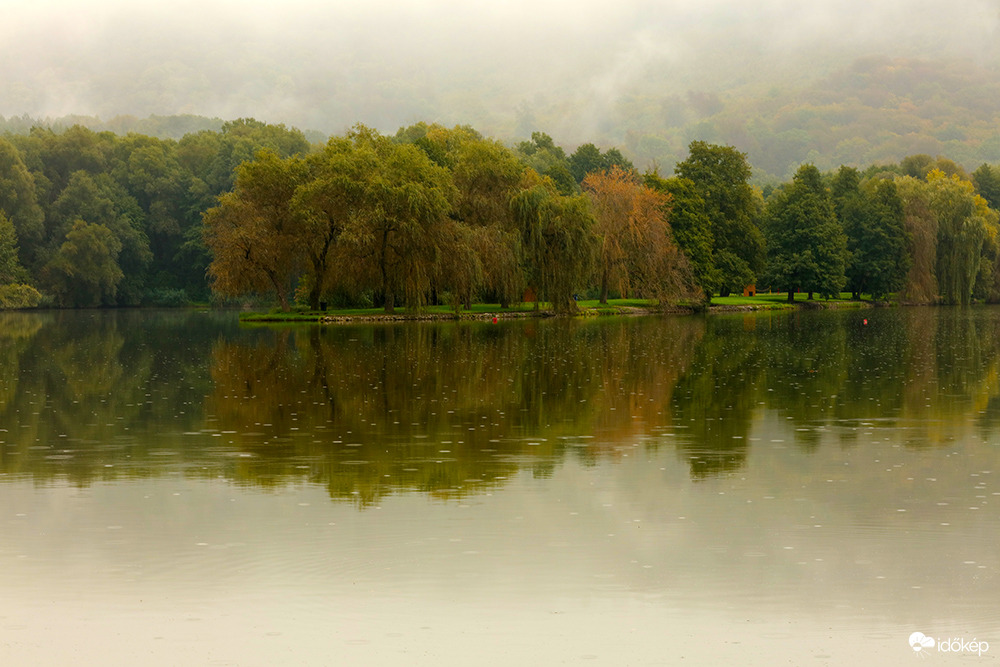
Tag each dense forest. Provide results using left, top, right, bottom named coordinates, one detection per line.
left=3, top=116, right=1000, bottom=312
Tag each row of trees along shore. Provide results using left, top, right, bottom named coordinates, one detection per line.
left=3, top=118, right=1000, bottom=311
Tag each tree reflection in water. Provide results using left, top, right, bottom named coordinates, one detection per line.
left=4, top=308, right=1000, bottom=502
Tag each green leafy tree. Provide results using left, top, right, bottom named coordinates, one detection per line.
left=644, top=172, right=717, bottom=299
left=675, top=141, right=764, bottom=295
left=832, top=167, right=909, bottom=299
left=973, top=164, right=1000, bottom=211
left=511, top=170, right=596, bottom=313
left=926, top=169, right=993, bottom=305
left=860, top=178, right=910, bottom=299
left=111, top=134, right=192, bottom=288
left=205, top=119, right=311, bottom=194
left=0, top=213, right=28, bottom=284
left=0, top=138, right=44, bottom=269
left=399, top=125, right=531, bottom=308
left=45, top=171, right=152, bottom=305
left=900, top=154, right=969, bottom=181
left=764, top=164, right=847, bottom=301
left=203, top=150, right=309, bottom=311
left=516, top=132, right=576, bottom=196
left=894, top=176, right=939, bottom=303
left=42, top=219, right=124, bottom=307
left=568, top=143, right=603, bottom=183
left=291, top=137, right=369, bottom=309
left=448, top=136, right=525, bottom=307
left=339, top=126, right=456, bottom=313
left=17, top=126, right=115, bottom=206
left=568, top=143, right=634, bottom=183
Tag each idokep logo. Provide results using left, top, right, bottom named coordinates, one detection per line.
left=909, top=631, right=990, bottom=656
left=909, top=632, right=934, bottom=652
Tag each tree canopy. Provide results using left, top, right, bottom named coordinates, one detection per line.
left=763, top=164, right=847, bottom=301
left=675, top=141, right=764, bottom=296
left=7, top=119, right=1000, bottom=311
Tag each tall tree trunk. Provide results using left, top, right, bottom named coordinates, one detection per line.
left=308, top=273, right=322, bottom=311
left=599, top=268, right=609, bottom=305
left=380, top=225, right=393, bottom=313
left=267, top=269, right=290, bottom=312
left=787, top=289, right=795, bottom=303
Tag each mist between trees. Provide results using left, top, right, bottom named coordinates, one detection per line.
left=2, top=118, right=1000, bottom=311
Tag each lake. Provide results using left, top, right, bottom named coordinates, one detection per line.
left=1, top=307, right=998, bottom=665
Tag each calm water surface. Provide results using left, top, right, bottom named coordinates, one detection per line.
left=1, top=308, right=999, bottom=665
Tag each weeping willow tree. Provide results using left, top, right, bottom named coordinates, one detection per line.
left=927, top=170, right=996, bottom=306
left=398, top=123, right=527, bottom=309
left=511, top=169, right=596, bottom=313
left=329, top=126, right=458, bottom=313
left=583, top=165, right=697, bottom=306
left=203, top=150, right=308, bottom=311
left=291, top=137, right=370, bottom=310
left=896, top=170, right=998, bottom=305
left=895, top=176, right=939, bottom=304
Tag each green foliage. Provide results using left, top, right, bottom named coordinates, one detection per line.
left=568, top=143, right=634, bottom=183
left=342, top=126, right=457, bottom=312
left=511, top=172, right=597, bottom=313
left=7, top=116, right=1000, bottom=313
left=713, top=250, right=755, bottom=296
left=515, top=132, right=577, bottom=196
left=894, top=176, right=940, bottom=303
left=0, top=137, right=44, bottom=267
left=763, top=164, right=847, bottom=300
left=203, top=150, right=310, bottom=311
left=644, top=172, right=717, bottom=299
left=926, top=170, right=992, bottom=305
left=42, top=219, right=124, bottom=307
left=0, top=283, right=43, bottom=309
left=675, top=141, right=764, bottom=295
left=973, top=164, right=1000, bottom=211
left=833, top=166, right=909, bottom=299
left=141, top=288, right=190, bottom=307
left=397, top=124, right=528, bottom=308
left=0, top=213, right=27, bottom=284
left=1, top=117, right=310, bottom=308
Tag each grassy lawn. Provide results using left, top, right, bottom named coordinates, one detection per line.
left=711, top=292, right=868, bottom=308
left=239, top=301, right=545, bottom=322
left=239, top=298, right=673, bottom=322
left=239, top=293, right=876, bottom=322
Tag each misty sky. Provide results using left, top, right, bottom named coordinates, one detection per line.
left=4, top=0, right=1000, bottom=141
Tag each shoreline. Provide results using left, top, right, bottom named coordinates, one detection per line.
left=240, top=299, right=878, bottom=323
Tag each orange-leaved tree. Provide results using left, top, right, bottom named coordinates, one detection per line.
left=583, top=165, right=695, bottom=305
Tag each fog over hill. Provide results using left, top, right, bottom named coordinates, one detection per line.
left=4, top=0, right=1000, bottom=177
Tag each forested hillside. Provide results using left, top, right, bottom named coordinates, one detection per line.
left=7, top=58, right=1000, bottom=184
left=608, top=57, right=1000, bottom=181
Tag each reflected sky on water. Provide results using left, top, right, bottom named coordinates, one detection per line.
left=1, top=308, right=998, bottom=665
